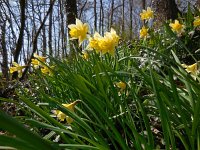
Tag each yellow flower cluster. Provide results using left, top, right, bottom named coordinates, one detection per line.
left=193, top=16, right=200, bottom=27
left=31, top=53, right=54, bottom=76
left=140, top=7, right=154, bottom=20
left=52, top=100, right=81, bottom=124
left=140, top=26, right=148, bottom=38
left=9, top=62, right=26, bottom=77
left=68, top=19, right=119, bottom=56
left=88, top=28, right=120, bottom=56
left=68, top=18, right=89, bottom=46
left=169, top=20, right=185, bottom=34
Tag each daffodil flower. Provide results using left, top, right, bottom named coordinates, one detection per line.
left=82, top=51, right=89, bottom=60
left=193, top=16, right=200, bottom=27
left=87, top=32, right=103, bottom=52
left=52, top=100, right=81, bottom=124
left=182, top=63, right=198, bottom=75
left=169, top=20, right=185, bottom=34
left=68, top=18, right=89, bottom=46
left=41, top=65, right=54, bottom=76
left=87, top=28, right=119, bottom=56
left=140, top=26, right=148, bottom=38
left=140, top=7, right=154, bottom=20
left=34, top=53, right=46, bottom=62
left=31, top=53, right=47, bottom=68
left=9, top=62, right=26, bottom=77
left=116, top=81, right=126, bottom=91
left=98, top=28, right=120, bottom=56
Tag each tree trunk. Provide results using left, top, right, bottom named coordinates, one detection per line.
left=142, top=0, right=145, bottom=9
left=1, top=22, right=9, bottom=80
left=48, top=0, right=53, bottom=56
left=94, top=0, right=97, bottom=31
left=121, top=0, right=125, bottom=37
left=100, top=0, right=104, bottom=35
left=65, top=0, right=78, bottom=59
left=13, top=0, right=26, bottom=79
left=129, top=0, right=133, bottom=39
left=110, top=0, right=114, bottom=29
left=152, top=0, right=180, bottom=26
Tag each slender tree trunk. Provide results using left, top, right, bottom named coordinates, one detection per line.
left=129, top=0, right=133, bottom=39
left=142, top=0, right=145, bottom=9
left=49, top=0, right=53, bottom=56
left=13, top=0, right=26, bottom=79
left=42, top=26, right=46, bottom=56
left=110, top=0, right=114, bottom=29
left=121, top=0, right=125, bottom=37
left=1, top=22, right=9, bottom=80
left=94, top=0, right=97, bottom=31
left=65, top=0, right=78, bottom=59
left=60, top=0, right=67, bottom=58
left=100, top=0, right=104, bottom=35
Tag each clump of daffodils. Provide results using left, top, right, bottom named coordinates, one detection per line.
left=68, top=19, right=119, bottom=56
left=140, top=7, right=154, bottom=20
left=52, top=100, right=81, bottom=124
left=169, top=20, right=185, bottom=34
left=68, top=18, right=89, bottom=46
left=31, top=53, right=54, bottom=76
left=87, top=28, right=120, bottom=56
left=9, top=62, right=26, bottom=77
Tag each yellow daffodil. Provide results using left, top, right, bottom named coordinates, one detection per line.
left=193, top=16, right=200, bottom=27
left=31, top=53, right=46, bottom=68
left=31, top=59, right=40, bottom=68
left=182, top=63, right=198, bottom=75
left=34, top=53, right=46, bottom=62
left=169, top=20, right=185, bottom=34
left=68, top=18, right=89, bottom=45
left=82, top=51, right=89, bottom=60
left=41, top=65, right=54, bottom=76
left=98, top=28, right=120, bottom=56
left=87, top=28, right=119, bottom=56
left=116, top=81, right=126, bottom=91
left=87, top=32, right=103, bottom=52
left=140, top=26, right=148, bottom=38
left=140, top=7, right=154, bottom=20
left=53, top=100, right=81, bottom=124
left=9, top=62, right=26, bottom=77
